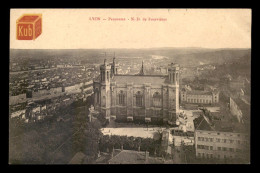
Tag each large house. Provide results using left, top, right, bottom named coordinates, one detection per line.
left=93, top=56, right=180, bottom=124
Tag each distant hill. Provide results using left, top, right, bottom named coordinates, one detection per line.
left=10, top=48, right=251, bottom=67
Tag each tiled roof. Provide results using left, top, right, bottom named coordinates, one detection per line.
left=194, top=114, right=249, bottom=133
left=68, top=152, right=86, bottom=164
left=108, top=149, right=163, bottom=164
left=113, top=75, right=167, bottom=85
left=193, top=115, right=213, bottom=131
left=108, top=150, right=147, bottom=164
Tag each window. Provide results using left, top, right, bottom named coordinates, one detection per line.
left=201, top=137, right=204, bottom=141
left=229, top=148, right=234, bottom=152
left=153, top=92, right=161, bottom=107
left=136, top=91, right=143, bottom=107
left=223, top=139, right=227, bottom=143
left=216, top=138, right=220, bottom=142
left=107, top=71, right=109, bottom=81
left=210, top=138, right=213, bottom=142
left=237, top=140, right=240, bottom=144
left=119, top=90, right=125, bottom=105
left=210, top=154, right=213, bottom=158
left=198, top=137, right=201, bottom=141
left=198, top=153, right=201, bottom=157
left=223, top=147, right=227, bottom=151
left=230, top=140, right=234, bottom=144
left=210, top=146, right=213, bottom=150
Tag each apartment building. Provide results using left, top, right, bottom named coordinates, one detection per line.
left=194, top=114, right=250, bottom=161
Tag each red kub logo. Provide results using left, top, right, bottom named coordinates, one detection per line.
left=16, top=14, right=42, bottom=40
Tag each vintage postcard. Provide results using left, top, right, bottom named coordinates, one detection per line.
left=9, top=9, right=251, bottom=164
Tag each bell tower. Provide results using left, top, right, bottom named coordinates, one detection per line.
left=111, top=52, right=119, bottom=77
left=168, top=62, right=180, bottom=85
left=100, top=58, right=111, bottom=120
left=167, top=63, right=180, bottom=123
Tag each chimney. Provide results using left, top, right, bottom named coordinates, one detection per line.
left=121, top=145, right=123, bottom=151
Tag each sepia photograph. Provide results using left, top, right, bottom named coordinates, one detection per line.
left=9, top=9, right=251, bottom=164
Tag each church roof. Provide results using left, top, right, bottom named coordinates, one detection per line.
left=113, top=75, right=167, bottom=85
left=187, top=90, right=212, bottom=95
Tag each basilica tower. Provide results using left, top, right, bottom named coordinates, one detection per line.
left=167, top=63, right=180, bottom=123
left=100, top=59, right=111, bottom=120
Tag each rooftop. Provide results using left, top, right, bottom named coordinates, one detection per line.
left=194, top=112, right=249, bottom=134
left=187, top=90, right=212, bottom=95
left=108, top=149, right=163, bottom=164
left=68, top=152, right=86, bottom=164
left=233, top=97, right=250, bottom=123
left=112, top=75, right=167, bottom=85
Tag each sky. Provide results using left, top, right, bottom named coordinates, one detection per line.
left=10, top=9, right=251, bottom=49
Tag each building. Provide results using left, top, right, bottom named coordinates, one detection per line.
left=68, top=152, right=87, bottom=164
left=229, top=97, right=250, bottom=124
left=193, top=113, right=250, bottom=161
left=108, top=148, right=164, bottom=164
left=93, top=55, right=180, bottom=124
left=180, top=86, right=219, bottom=105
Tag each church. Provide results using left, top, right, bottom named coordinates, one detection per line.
left=93, top=55, right=180, bottom=124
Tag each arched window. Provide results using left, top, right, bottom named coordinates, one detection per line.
left=136, top=91, right=143, bottom=107
left=119, top=90, right=125, bottom=105
left=153, top=92, right=161, bottom=107
left=95, top=88, right=99, bottom=104
left=107, top=71, right=109, bottom=81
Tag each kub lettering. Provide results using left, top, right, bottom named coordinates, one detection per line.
left=18, top=26, right=23, bottom=36
left=18, top=25, right=33, bottom=37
